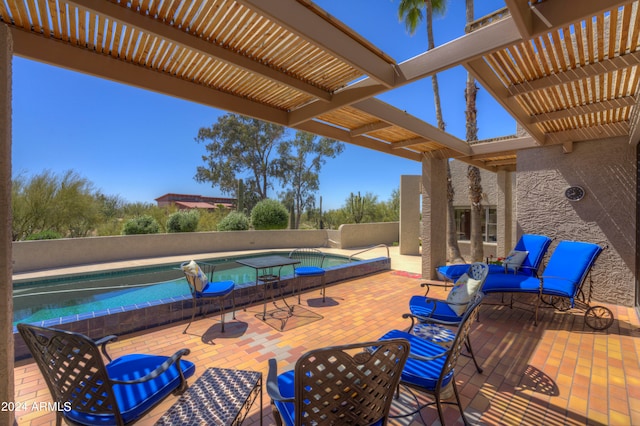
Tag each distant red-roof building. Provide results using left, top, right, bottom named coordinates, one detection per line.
left=155, top=193, right=235, bottom=210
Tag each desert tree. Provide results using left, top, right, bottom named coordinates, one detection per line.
left=275, top=131, right=344, bottom=228
left=195, top=113, right=286, bottom=211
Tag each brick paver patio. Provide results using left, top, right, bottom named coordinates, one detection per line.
left=13, top=270, right=640, bottom=425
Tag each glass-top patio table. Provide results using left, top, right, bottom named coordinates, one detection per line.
left=236, top=255, right=300, bottom=322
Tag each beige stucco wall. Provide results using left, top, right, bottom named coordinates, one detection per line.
left=12, top=224, right=400, bottom=273
left=338, top=222, right=399, bottom=249
left=517, top=138, right=636, bottom=306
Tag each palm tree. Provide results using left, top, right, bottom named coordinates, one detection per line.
left=398, top=0, right=465, bottom=263
left=465, top=0, right=484, bottom=262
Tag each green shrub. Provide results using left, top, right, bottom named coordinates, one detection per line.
left=250, top=199, right=289, bottom=230
left=167, top=209, right=200, bottom=233
left=25, top=230, right=63, bottom=240
left=122, top=215, right=160, bottom=235
left=217, top=211, right=250, bottom=231
left=196, top=208, right=229, bottom=231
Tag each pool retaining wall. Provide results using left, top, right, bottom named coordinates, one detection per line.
left=12, top=224, right=400, bottom=273
left=14, top=257, right=390, bottom=361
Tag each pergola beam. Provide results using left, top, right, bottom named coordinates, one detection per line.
left=465, top=58, right=546, bottom=144
left=353, top=98, right=472, bottom=155
left=288, top=16, right=523, bottom=126
left=469, top=136, right=538, bottom=155
left=392, top=138, right=430, bottom=149
left=295, top=120, right=422, bottom=162
left=504, top=0, right=630, bottom=39
left=530, top=96, right=637, bottom=124
left=545, top=122, right=630, bottom=144
left=509, top=51, right=640, bottom=97
left=238, top=0, right=397, bottom=88
left=11, top=28, right=289, bottom=126
left=67, top=0, right=333, bottom=102
left=530, top=0, right=632, bottom=37
left=350, top=121, right=393, bottom=137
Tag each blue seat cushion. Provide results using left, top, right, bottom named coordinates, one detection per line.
left=380, top=330, right=452, bottom=391
left=65, top=354, right=196, bottom=425
left=409, top=295, right=462, bottom=323
left=436, top=264, right=468, bottom=282
left=437, top=234, right=552, bottom=281
left=482, top=274, right=541, bottom=294
left=295, top=266, right=325, bottom=276
left=273, top=370, right=384, bottom=426
left=197, top=280, right=235, bottom=298
left=483, top=241, right=602, bottom=300
left=516, top=234, right=552, bottom=271
left=541, top=241, right=601, bottom=298
left=272, top=370, right=296, bottom=426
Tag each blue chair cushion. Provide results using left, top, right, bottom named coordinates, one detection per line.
left=197, top=280, right=235, bottom=298
left=295, top=266, right=325, bottom=276
left=65, top=354, right=196, bottom=425
left=380, top=330, right=452, bottom=391
left=272, top=370, right=296, bottom=426
left=273, top=370, right=384, bottom=426
left=482, top=273, right=541, bottom=294
left=541, top=241, right=601, bottom=298
left=437, top=234, right=552, bottom=281
left=436, top=264, right=469, bottom=282
left=483, top=241, right=602, bottom=300
left=409, top=295, right=462, bottom=323
left=516, top=234, right=552, bottom=271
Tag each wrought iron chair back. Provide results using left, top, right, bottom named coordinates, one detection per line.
left=18, top=323, right=121, bottom=424
left=401, top=295, right=484, bottom=426
left=289, top=248, right=326, bottom=268
left=289, top=248, right=328, bottom=303
left=18, top=323, right=193, bottom=426
left=268, top=338, right=410, bottom=426
left=436, top=295, right=483, bottom=391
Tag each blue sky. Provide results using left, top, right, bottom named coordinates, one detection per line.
left=11, top=0, right=512, bottom=211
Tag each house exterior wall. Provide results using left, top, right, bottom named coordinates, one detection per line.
left=447, top=160, right=508, bottom=260
left=449, top=159, right=501, bottom=207
left=517, top=138, right=636, bottom=306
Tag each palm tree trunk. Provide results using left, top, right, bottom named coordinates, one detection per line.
left=465, top=0, right=483, bottom=262
left=426, top=1, right=463, bottom=262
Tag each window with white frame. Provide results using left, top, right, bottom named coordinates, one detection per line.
left=454, top=207, right=497, bottom=242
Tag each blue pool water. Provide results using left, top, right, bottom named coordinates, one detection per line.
left=13, top=252, right=353, bottom=325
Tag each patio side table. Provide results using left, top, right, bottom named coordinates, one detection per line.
left=155, top=367, right=262, bottom=426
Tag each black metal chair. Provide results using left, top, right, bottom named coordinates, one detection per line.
left=289, top=248, right=327, bottom=303
left=408, top=262, right=489, bottom=373
left=17, top=323, right=195, bottom=426
left=181, top=260, right=235, bottom=334
left=267, top=338, right=410, bottom=426
left=379, top=295, right=484, bottom=426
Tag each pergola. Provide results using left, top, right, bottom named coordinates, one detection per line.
left=1, top=0, right=639, bottom=422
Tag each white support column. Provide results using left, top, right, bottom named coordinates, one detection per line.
left=496, top=169, right=514, bottom=257
left=0, top=23, right=15, bottom=426
left=399, top=175, right=420, bottom=255
left=421, top=157, right=447, bottom=279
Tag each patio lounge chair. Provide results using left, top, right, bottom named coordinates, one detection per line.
left=267, top=338, right=410, bottom=426
left=289, top=248, right=327, bottom=303
left=17, top=323, right=195, bottom=426
left=181, top=260, right=235, bottom=334
left=408, top=262, right=489, bottom=373
left=378, top=295, right=484, bottom=426
left=482, top=240, right=614, bottom=329
left=436, top=234, right=552, bottom=283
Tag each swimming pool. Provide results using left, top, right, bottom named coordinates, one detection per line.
left=13, top=251, right=354, bottom=326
